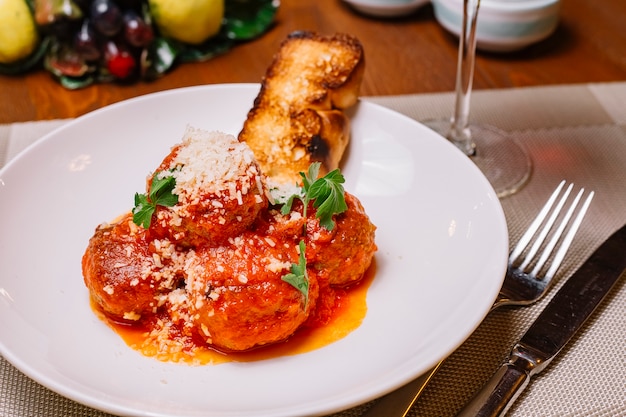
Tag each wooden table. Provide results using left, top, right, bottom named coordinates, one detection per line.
left=1, top=0, right=625, bottom=124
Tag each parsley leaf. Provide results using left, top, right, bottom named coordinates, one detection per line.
left=132, top=193, right=154, bottom=229
left=278, top=163, right=347, bottom=301
left=282, top=240, right=309, bottom=306
left=284, top=162, right=347, bottom=231
left=132, top=173, right=179, bottom=228
left=300, top=162, right=320, bottom=193
left=279, top=193, right=299, bottom=215
left=308, top=168, right=348, bottom=230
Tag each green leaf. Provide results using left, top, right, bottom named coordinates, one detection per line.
left=282, top=162, right=347, bottom=231
left=309, top=169, right=347, bottom=231
left=58, top=73, right=95, bottom=89
left=132, top=193, right=155, bottom=229
left=177, top=36, right=234, bottom=63
left=300, top=162, right=320, bottom=192
left=141, top=37, right=180, bottom=80
left=279, top=193, right=298, bottom=215
left=132, top=172, right=179, bottom=228
left=282, top=241, right=309, bottom=306
left=149, top=175, right=177, bottom=203
left=224, top=0, right=279, bottom=40
left=156, top=191, right=178, bottom=207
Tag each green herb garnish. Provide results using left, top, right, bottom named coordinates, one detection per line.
left=280, top=162, right=348, bottom=231
left=278, top=163, right=348, bottom=305
left=282, top=240, right=309, bottom=306
left=132, top=172, right=179, bottom=228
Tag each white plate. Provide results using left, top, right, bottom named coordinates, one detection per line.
left=342, top=0, right=429, bottom=18
left=0, top=84, right=507, bottom=417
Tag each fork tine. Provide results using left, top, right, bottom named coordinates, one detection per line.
left=518, top=182, right=574, bottom=270
left=542, top=190, right=594, bottom=280
left=509, top=180, right=567, bottom=263
left=530, top=187, right=586, bottom=276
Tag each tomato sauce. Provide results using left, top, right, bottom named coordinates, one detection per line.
left=93, top=261, right=376, bottom=364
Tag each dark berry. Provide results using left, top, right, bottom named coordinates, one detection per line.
left=123, top=10, right=154, bottom=47
left=91, top=0, right=122, bottom=37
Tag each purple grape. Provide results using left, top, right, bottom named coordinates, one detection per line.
left=90, top=0, right=122, bottom=37
left=74, top=20, right=101, bottom=61
left=123, top=10, right=154, bottom=47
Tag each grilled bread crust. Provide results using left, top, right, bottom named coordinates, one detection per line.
left=238, top=31, right=365, bottom=185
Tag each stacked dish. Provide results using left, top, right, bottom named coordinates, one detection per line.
left=431, top=0, right=560, bottom=52
left=342, top=0, right=430, bottom=18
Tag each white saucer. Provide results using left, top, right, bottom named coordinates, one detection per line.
left=342, top=0, right=430, bottom=17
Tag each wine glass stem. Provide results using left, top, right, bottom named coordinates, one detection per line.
left=449, top=0, right=481, bottom=156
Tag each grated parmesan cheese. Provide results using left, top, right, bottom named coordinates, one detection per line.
left=162, top=127, right=262, bottom=208
left=123, top=311, right=141, bottom=321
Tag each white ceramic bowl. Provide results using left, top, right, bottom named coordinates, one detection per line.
left=342, top=0, right=430, bottom=18
left=432, top=0, right=560, bottom=52
left=0, top=84, right=507, bottom=417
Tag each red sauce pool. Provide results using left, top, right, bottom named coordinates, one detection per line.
left=93, top=261, right=376, bottom=364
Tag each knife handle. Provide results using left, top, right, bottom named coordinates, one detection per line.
left=455, top=363, right=530, bottom=417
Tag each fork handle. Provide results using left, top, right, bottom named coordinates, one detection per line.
left=359, top=363, right=442, bottom=417
left=455, top=363, right=530, bottom=417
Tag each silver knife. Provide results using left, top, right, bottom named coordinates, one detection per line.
left=456, top=223, right=626, bottom=417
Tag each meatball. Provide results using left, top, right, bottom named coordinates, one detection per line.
left=83, top=126, right=378, bottom=356
left=148, top=128, right=268, bottom=247
left=82, top=213, right=181, bottom=323
left=182, top=230, right=319, bottom=352
left=307, top=192, right=377, bottom=286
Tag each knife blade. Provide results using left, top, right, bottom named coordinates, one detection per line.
left=456, top=223, right=626, bottom=417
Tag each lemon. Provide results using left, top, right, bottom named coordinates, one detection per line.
left=0, top=0, right=40, bottom=64
left=149, top=0, right=224, bottom=45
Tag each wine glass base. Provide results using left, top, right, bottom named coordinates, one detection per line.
left=425, top=121, right=532, bottom=198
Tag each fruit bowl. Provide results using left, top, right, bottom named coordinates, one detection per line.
left=0, top=0, right=278, bottom=89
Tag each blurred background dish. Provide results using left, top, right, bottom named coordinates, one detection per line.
left=342, top=0, right=430, bottom=18
left=432, top=0, right=560, bottom=52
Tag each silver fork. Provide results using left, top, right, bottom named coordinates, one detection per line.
left=494, top=180, right=594, bottom=309
left=361, top=180, right=594, bottom=417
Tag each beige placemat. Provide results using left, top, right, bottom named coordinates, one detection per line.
left=1, top=82, right=625, bottom=417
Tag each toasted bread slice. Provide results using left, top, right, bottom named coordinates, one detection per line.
left=238, top=31, right=365, bottom=185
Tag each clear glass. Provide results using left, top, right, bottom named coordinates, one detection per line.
left=426, top=0, right=532, bottom=198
